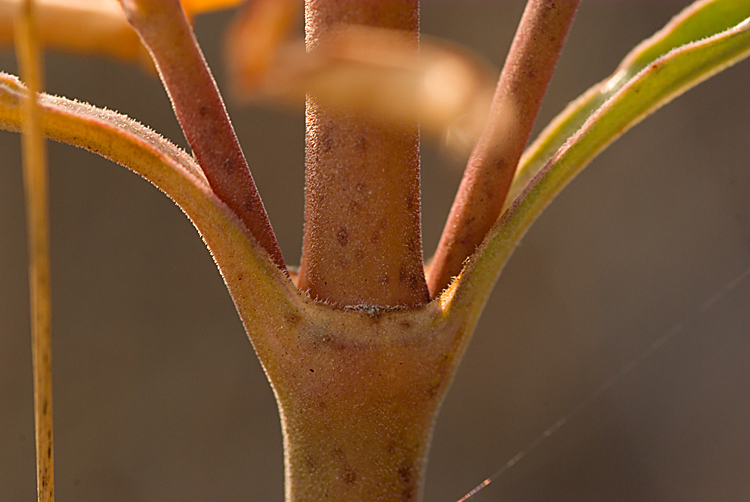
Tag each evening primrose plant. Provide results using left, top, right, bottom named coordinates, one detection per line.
left=2, top=1, right=750, bottom=501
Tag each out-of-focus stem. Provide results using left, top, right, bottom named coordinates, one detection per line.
left=428, top=0, right=579, bottom=296
left=298, top=0, right=429, bottom=308
left=15, top=1, right=54, bottom=501
left=118, top=0, right=286, bottom=271
left=225, top=0, right=299, bottom=93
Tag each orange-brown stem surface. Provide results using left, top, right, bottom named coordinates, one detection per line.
left=118, top=0, right=286, bottom=271
left=298, top=0, right=429, bottom=308
left=428, top=0, right=579, bottom=296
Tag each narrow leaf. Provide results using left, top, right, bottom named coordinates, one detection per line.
left=507, top=0, right=750, bottom=206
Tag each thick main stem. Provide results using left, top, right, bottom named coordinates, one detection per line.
left=298, top=0, right=429, bottom=308
left=250, top=304, right=464, bottom=502
left=280, top=366, right=439, bottom=502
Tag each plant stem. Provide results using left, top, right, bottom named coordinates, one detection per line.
left=428, top=0, right=579, bottom=296
left=257, top=303, right=464, bottom=502
left=297, top=0, right=429, bottom=308
left=16, top=1, right=54, bottom=500
left=118, top=0, right=286, bottom=271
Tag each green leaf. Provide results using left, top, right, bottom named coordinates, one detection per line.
left=507, top=0, right=750, bottom=206
left=447, top=0, right=750, bottom=318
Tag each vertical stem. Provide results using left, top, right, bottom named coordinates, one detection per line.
left=428, top=0, right=579, bottom=296
left=298, top=0, right=429, bottom=308
left=16, top=1, right=54, bottom=501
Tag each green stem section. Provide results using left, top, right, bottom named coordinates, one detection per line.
left=253, top=300, right=467, bottom=502
left=278, top=336, right=442, bottom=502
left=15, top=1, right=54, bottom=501
left=298, top=0, right=429, bottom=308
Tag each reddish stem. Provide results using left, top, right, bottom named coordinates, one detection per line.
left=118, top=0, right=285, bottom=271
left=297, top=0, right=429, bottom=308
left=427, top=0, right=579, bottom=296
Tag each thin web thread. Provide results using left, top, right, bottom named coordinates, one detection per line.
left=457, top=264, right=750, bottom=502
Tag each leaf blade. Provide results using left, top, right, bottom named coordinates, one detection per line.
left=508, top=0, right=750, bottom=206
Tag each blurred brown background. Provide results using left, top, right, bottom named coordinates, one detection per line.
left=2, top=1, right=749, bottom=501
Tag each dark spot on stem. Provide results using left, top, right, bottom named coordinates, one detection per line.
left=320, top=128, right=334, bottom=153
left=494, top=158, right=508, bottom=171
left=342, top=466, right=358, bottom=484
left=399, top=264, right=422, bottom=290
left=337, top=227, right=349, bottom=246
left=304, top=454, right=317, bottom=473
left=223, top=157, right=234, bottom=173
left=355, top=135, right=367, bottom=152
left=244, top=197, right=257, bottom=213
left=398, top=464, right=417, bottom=500
left=406, top=237, right=417, bottom=254
left=459, top=232, right=472, bottom=247
left=286, top=312, right=301, bottom=325
left=398, top=464, right=413, bottom=482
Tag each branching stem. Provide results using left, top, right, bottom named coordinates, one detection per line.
left=428, top=0, right=579, bottom=296
left=298, top=0, right=429, bottom=308
left=118, top=0, right=286, bottom=271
